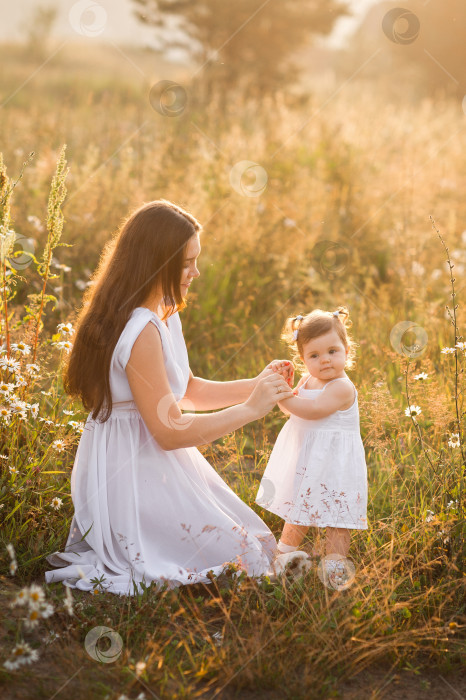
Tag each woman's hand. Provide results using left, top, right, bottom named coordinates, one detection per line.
left=245, top=373, right=294, bottom=420
left=256, top=360, right=294, bottom=387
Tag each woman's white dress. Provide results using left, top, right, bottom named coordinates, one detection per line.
left=45, top=307, right=276, bottom=596
left=255, top=376, right=368, bottom=529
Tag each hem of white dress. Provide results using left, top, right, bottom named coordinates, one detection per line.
left=256, top=502, right=368, bottom=530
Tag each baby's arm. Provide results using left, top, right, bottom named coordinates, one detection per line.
left=278, top=373, right=309, bottom=416
left=277, top=381, right=354, bottom=420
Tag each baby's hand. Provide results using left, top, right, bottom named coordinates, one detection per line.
left=267, top=360, right=294, bottom=387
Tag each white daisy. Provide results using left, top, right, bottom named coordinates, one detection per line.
left=8, top=465, right=18, bottom=475
left=0, top=406, right=12, bottom=423
left=14, top=375, right=27, bottom=387
left=29, top=403, right=39, bottom=419
left=11, top=587, right=29, bottom=607
left=448, top=433, right=460, bottom=448
left=63, top=409, right=75, bottom=415
left=405, top=405, right=422, bottom=418
left=10, top=342, right=31, bottom=356
left=441, top=347, right=456, bottom=355
left=53, top=340, right=72, bottom=352
left=5, top=641, right=39, bottom=667
left=25, top=363, right=40, bottom=376
left=447, top=500, right=458, bottom=509
left=455, top=342, right=466, bottom=351
left=39, top=418, right=54, bottom=426
left=51, top=440, right=66, bottom=453
left=51, top=496, right=63, bottom=510
left=57, top=322, right=74, bottom=336
left=0, top=382, right=15, bottom=395
left=0, top=356, right=21, bottom=373
left=414, top=372, right=428, bottom=381
left=425, top=510, right=435, bottom=523
left=27, top=584, right=46, bottom=607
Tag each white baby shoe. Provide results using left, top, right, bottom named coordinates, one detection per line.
left=266, top=550, right=313, bottom=582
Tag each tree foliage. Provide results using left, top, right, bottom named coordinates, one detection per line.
left=132, top=0, right=349, bottom=99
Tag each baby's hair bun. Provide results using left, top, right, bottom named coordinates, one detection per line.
left=332, top=306, right=352, bottom=329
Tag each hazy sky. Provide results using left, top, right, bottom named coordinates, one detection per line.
left=2, top=0, right=379, bottom=53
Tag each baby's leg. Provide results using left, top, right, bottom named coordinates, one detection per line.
left=325, top=527, right=350, bottom=558
left=279, top=522, right=309, bottom=548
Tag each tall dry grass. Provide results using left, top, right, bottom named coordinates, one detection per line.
left=0, top=40, right=464, bottom=698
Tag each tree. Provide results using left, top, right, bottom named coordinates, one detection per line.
left=132, top=0, right=349, bottom=100
left=351, top=0, right=466, bottom=97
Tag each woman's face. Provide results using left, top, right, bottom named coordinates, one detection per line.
left=180, top=234, right=201, bottom=295
left=301, top=330, right=348, bottom=380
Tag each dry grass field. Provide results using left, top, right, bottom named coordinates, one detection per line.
left=0, top=38, right=464, bottom=699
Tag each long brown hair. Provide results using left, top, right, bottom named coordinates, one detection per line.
left=64, top=199, right=202, bottom=422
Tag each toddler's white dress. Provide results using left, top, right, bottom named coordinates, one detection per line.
left=255, top=376, right=368, bottom=529
left=45, top=307, right=276, bottom=596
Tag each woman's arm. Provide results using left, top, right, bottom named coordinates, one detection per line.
left=179, top=360, right=294, bottom=411
left=178, top=372, right=256, bottom=411
left=126, top=322, right=294, bottom=451
left=277, top=381, right=355, bottom=420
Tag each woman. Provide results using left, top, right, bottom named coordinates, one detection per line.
left=45, top=200, right=294, bottom=596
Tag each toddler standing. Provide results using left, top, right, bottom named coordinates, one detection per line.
left=256, top=306, right=368, bottom=580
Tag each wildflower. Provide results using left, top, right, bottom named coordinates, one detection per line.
left=11, top=588, right=29, bottom=607
left=448, top=433, right=460, bottom=448
left=455, top=342, right=466, bottom=351
left=40, top=390, right=52, bottom=396
left=42, top=630, right=61, bottom=646
left=0, top=356, right=21, bottom=373
left=0, top=382, right=15, bottom=395
left=63, top=409, right=75, bottom=415
left=0, top=406, right=12, bottom=423
left=425, top=510, right=435, bottom=523
left=441, top=347, right=456, bottom=354
left=39, top=418, right=54, bottom=426
left=14, top=375, right=27, bottom=387
left=53, top=262, right=71, bottom=273
left=405, top=405, right=422, bottom=418
left=3, top=641, right=39, bottom=670
left=447, top=499, right=458, bottom=509
left=0, top=453, right=8, bottom=459
left=8, top=465, right=19, bottom=475
left=27, top=215, right=44, bottom=232
left=438, top=530, right=450, bottom=544
left=10, top=342, right=31, bottom=356
left=29, top=403, right=39, bottom=419
left=25, top=363, right=40, bottom=376
left=57, top=322, right=74, bottom=336
left=412, top=261, right=425, bottom=276
left=135, top=661, right=147, bottom=676
left=51, top=440, right=66, bottom=453
left=27, top=584, right=46, bottom=607
left=414, top=372, right=428, bottom=381
left=51, top=497, right=63, bottom=510
left=53, top=340, right=72, bottom=352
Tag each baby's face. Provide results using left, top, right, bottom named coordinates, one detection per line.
left=301, top=330, right=348, bottom=380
